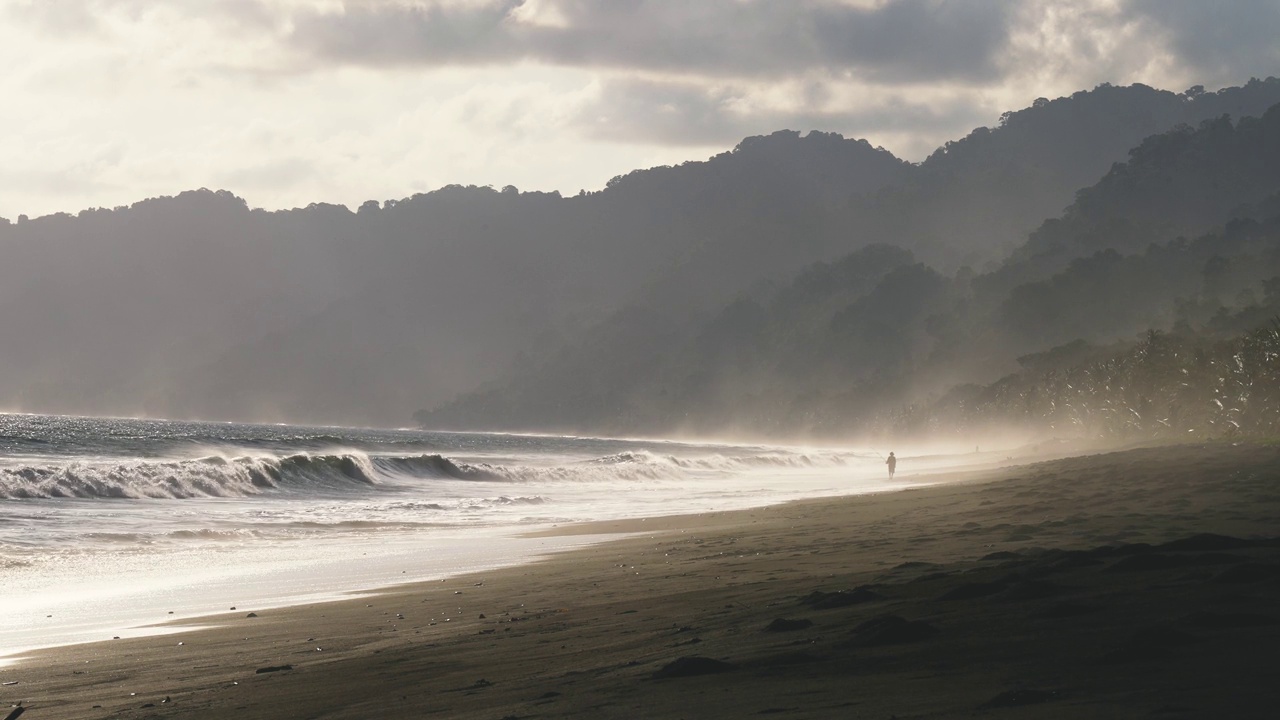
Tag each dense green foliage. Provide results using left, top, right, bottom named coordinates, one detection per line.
left=886, top=321, right=1280, bottom=441
left=425, top=96, right=1280, bottom=441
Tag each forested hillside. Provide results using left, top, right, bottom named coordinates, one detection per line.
left=3, top=79, right=1279, bottom=430
left=424, top=100, right=1280, bottom=439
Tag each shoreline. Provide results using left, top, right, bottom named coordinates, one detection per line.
left=0, top=529, right=614, bottom=663
left=0, top=452, right=984, bottom=661
left=4, top=442, right=1279, bottom=718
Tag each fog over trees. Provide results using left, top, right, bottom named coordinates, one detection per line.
left=3, top=78, right=1280, bottom=438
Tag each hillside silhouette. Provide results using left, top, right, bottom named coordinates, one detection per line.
left=2, top=78, right=1279, bottom=430
left=426, top=89, right=1280, bottom=437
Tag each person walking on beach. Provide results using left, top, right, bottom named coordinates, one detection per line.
left=886, top=451, right=896, bottom=479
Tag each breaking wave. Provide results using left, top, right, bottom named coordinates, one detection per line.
left=372, top=454, right=498, bottom=480
left=452, top=449, right=856, bottom=484
left=0, top=446, right=860, bottom=499
left=0, top=452, right=493, bottom=500
left=587, top=449, right=851, bottom=471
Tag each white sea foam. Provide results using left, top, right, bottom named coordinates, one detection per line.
left=0, top=413, right=961, bottom=659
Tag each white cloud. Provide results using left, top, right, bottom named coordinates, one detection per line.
left=0, top=0, right=1275, bottom=219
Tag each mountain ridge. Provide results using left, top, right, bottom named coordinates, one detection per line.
left=2, top=78, right=1279, bottom=431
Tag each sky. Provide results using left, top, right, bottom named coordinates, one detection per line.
left=2, top=0, right=1278, bottom=220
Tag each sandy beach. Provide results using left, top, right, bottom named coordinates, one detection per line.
left=3, top=441, right=1279, bottom=719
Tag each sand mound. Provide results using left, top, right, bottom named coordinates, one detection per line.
left=846, top=615, right=938, bottom=646
left=799, top=587, right=884, bottom=609
left=652, top=656, right=737, bottom=679
left=763, top=618, right=813, bottom=632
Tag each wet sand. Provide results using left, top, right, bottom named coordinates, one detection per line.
left=3, top=442, right=1279, bottom=719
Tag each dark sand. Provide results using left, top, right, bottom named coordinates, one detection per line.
left=3, top=442, right=1280, bottom=719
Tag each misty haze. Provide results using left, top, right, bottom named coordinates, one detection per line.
left=5, top=79, right=1280, bottom=438
left=3, top=2, right=1280, bottom=718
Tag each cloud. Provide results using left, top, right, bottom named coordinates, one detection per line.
left=1122, top=0, right=1280, bottom=88
left=4, top=0, right=280, bottom=37
left=805, top=0, right=1015, bottom=83
left=287, top=0, right=1020, bottom=84
left=4, top=0, right=105, bottom=36
left=288, top=0, right=528, bottom=67
left=217, top=156, right=318, bottom=192
left=574, top=76, right=991, bottom=150
left=285, top=0, right=1238, bottom=160
left=3, top=0, right=1278, bottom=220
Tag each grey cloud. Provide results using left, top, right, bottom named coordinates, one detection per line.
left=210, top=0, right=279, bottom=29
left=1123, top=0, right=1280, bottom=87
left=289, top=0, right=527, bottom=66
left=574, top=77, right=991, bottom=149
left=806, top=0, right=1014, bottom=83
left=574, top=80, right=747, bottom=146
left=287, top=0, right=1019, bottom=84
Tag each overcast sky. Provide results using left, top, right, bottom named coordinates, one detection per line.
left=2, top=0, right=1278, bottom=220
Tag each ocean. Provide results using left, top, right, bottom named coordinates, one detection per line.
left=0, top=413, right=923, bottom=659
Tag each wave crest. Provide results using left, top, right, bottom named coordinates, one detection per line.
left=373, top=454, right=497, bottom=480
left=0, top=445, right=860, bottom=499
left=0, top=453, right=389, bottom=500
left=588, top=449, right=850, bottom=472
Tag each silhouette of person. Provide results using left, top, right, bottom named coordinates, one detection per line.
left=886, top=452, right=896, bottom=479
